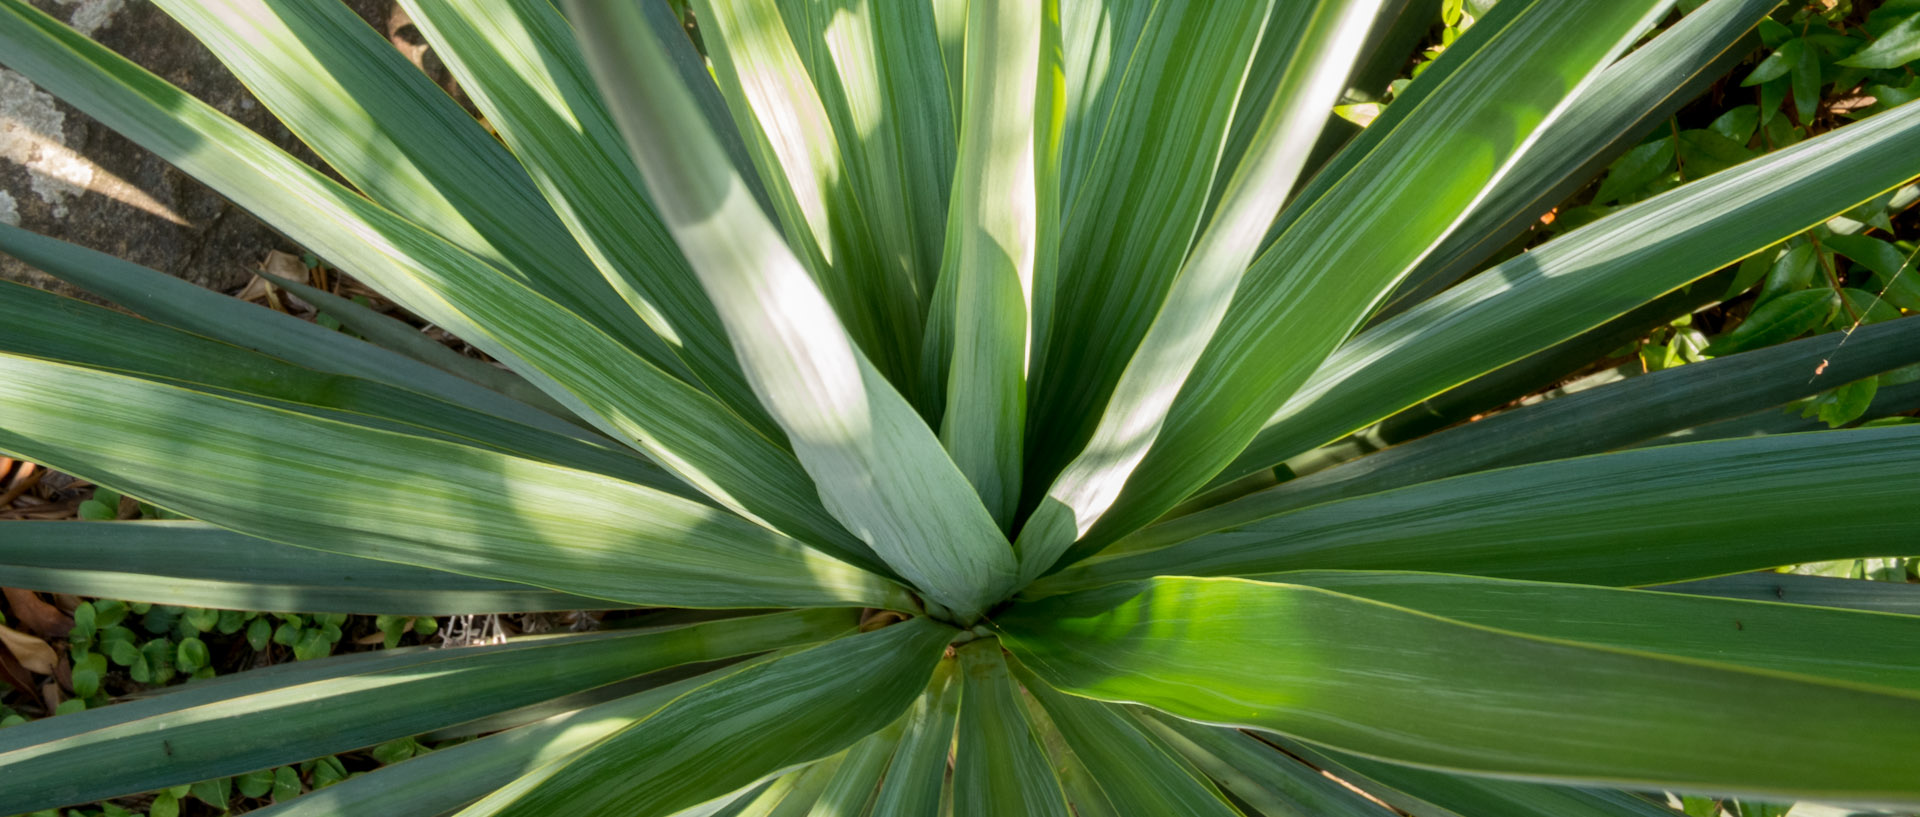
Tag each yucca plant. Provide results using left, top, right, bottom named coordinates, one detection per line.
left=2, top=0, right=1920, bottom=813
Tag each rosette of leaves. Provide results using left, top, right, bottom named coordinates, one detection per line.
left=2, top=0, right=1920, bottom=815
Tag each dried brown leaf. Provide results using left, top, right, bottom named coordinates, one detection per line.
left=0, top=624, right=57, bottom=675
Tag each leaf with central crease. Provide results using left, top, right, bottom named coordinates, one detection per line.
left=248, top=666, right=741, bottom=817
left=1272, top=570, right=1920, bottom=693
left=934, top=0, right=1060, bottom=527
left=1016, top=667, right=1247, bottom=816
left=1001, top=577, right=1920, bottom=803
left=0, top=355, right=907, bottom=612
left=1043, top=427, right=1920, bottom=595
left=870, top=659, right=961, bottom=816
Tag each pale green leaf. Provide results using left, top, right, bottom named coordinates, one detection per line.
left=934, top=0, right=1060, bottom=526
left=393, top=0, right=780, bottom=433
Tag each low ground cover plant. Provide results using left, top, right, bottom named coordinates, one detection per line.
left=1, top=0, right=1919, bottom=815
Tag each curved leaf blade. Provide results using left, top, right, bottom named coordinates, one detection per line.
left=1016, top=0, right=1390, bottom=580
left=462, top=618, right=954, bottom=817
left=1001, top=577, right=1920, bottom=803
left=247, top=665, right=740, bottom=817
left=1275, top=570, right=1920, bottom=693
left=1015, top=666, right=1248, bottom=816
left=395, top=0, right=779, bottom=434
left=1046, top=427, right=1920, bottom=593
left=0, top=354, right=907, bottom=611
left=0, top=610, right=852, bottom=813
left=1074, top=0, right=1674, bottom=550
left=935, top=0, right=1059, bottom=527
left=869, top=658, right=961, bottom=817
left=0, top=0, right=875, bottom=561
left=1220, top=97, right=1920, bottom=487
left=150, top=0, right=688, bottom=378
left=0, top=521, right=608, bottom=615
left=1126, top=315, right=1920, bottom=554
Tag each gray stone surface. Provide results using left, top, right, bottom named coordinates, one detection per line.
left=0, top=0, right=401, bottom=298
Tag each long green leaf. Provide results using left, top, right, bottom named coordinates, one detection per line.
left=1220, top=97, right=1920, bottom=486
left=252, top=268, right=572, bottom=418
left=770, top=0, right=957, bottom=310
left=933, top=0, right=1058, bottom=527
left=0, top=521, right=607, bottom=615
left=1044, top=427, right=1920, bottom=593
left=1075, top=0, right=1673, bottom=551
left=1140, top=726, right=1388, bottom=817
left=460, top=617, right=953, bottom=817
left=869, top=658, right=961, bottom=817
left=1653, top=573, right=1920, bottom=615
left=729, top=756, right=842, bottom=817
left=0, top=280, right=697, bottom=499
left=953, top=640, right=1070, bottom=817
left=149, top=0, right=689, bottom=379
left=0, top=354, right=906, bottom=611
left=683, top=0, right=921, bottom=388
left=0, top=223, right=575, bottom=438
left=1650, top=377, right=1920, bottom=446
left=565, top=0, right=1016, bottom=622
left=247, top=665, right=742, bottom=817
left=0, top=610, right=852, bottom=813
left=1056, top=1, right=1150, bottom=208
left=0, top=0, right=877, bottom=561
left=805, top=715, right=906, bottom=817
left=394, top=0, right=777, bottom=435
left=1014, top=0, right=1388, bottom=581
left=1001, top=577, right=1920, bottom=803
left=1024, top=0, right=1276, bottom=491
left=1134, top=713, right=1393, bottom=817
left=1372, top=0, right=1778, bottom=321
left=1016, top=666, right=1247, bottom=816
left=1126, top=315, right=1920, bottom=553
left=1271, top=736, right=1685, bottom=817
left=1019, top=686, right=1122, bottom=817
left=1274, top=570, right=1920, bottom=693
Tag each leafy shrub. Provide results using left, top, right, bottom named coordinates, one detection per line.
left=2, top=0, right=1919, bottom=815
